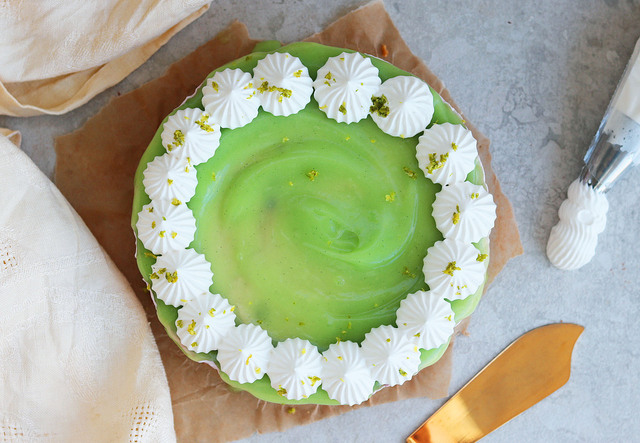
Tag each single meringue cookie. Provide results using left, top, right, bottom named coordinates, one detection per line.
left=217, top=324, right=273, bottom=384
left=360, top=325, right=421, bottom=387
left=253, top=52, right=313, bottom=116
left=161, top=108, right=221, bottom=165
left=321, top=341, right=375, bottom=406
left=175, top=293, right=236, bottom=353
left=432, top=181, right=497, bottom=243
left=396, top=290, right=455, bottom=351
left=135, top=201, right=196, bottom=255
left=142, top=153, right=198, bottom=204
left=313, top=52, right=381, bottom=124
left=202, top=69, right=260, bottom=129
left=370, top=76, right=434, bottom=138
left=267, top=338, right=323, bottom=400
left=150, top=248, right=213, bottom=307
left=416, top=123, right=478, bottom=185
left=423, top=238, right=486, bottom=301
left=547, top=179, right=609, bottom=270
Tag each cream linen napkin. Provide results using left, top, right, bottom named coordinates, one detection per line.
left=0, top=134, right=175, bottom=442
left=0, top=0, right=211, bottom=117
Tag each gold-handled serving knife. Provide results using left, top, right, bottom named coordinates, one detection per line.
left=407, top=323, right=584, bottom=443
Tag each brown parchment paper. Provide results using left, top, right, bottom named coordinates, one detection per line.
left=55, top=2, right=523, bottom=441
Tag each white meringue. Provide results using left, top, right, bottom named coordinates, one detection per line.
left=423, top=238, right=486, bottom=301
left=396, top=290, right=455, bottom=351
left=547, top=179, right=609, bottom=270
left=267, top=338, right=323, bottom=400
left=202, top=69, right=260, bottom=129
left=161, top=108, right=221, bottom=165
left=253, top=52, right=313, bottom=116
left=432, top=181, right=497, bottom=243
left=321, top=341, right=375, bottom=406
left=360, top=325, right=421, bottom=387
left=135, top=201, right=196, bottom=255
left=313, top=52, right=381, bottom=124
left=416, top=122, right=478, bottom=185
left=150, top=248, right=213, bottom=307
left=370, top=76, right=434, bottom=138
left=142, top=153, right=198, bottom=204
left=217, top=324, right=273, bottom=384
left=175, top=293, right=236, bottom=353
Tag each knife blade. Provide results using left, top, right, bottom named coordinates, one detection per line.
left=407, top=323, right=584, bottom=443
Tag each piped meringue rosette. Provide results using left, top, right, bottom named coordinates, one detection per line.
left=202, top=68, right=260, bottom=129
left=547, top=179, right=609, bottom=270
left=253, top=52, right=313, bottom=117
left=313, top=51, right=381, bottom=124
left=132, top=42, right=496, bottom=406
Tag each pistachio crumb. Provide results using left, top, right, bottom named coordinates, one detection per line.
left=403, top=167, right=417, bottom=179
left=452, top=205, right=461, bottom=225
left=195, top=113, right=215, bottom=132
left=370, top=95, right=390, bottom=117
left=443, top=261, right=461, bottom=276
left=165, top=271, right=178, bottom=283
left=173, top=130, right=185, bottom=147
left=306, top=169, right=318, bottom=181
left=425, top=152, right=449, bottom=174
left=402, top=266, right=416, bottom=278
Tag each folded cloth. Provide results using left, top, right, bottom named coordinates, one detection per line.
left=0, top=0, right=211, bottom=117
left=0, top=134, right=175, bottom=442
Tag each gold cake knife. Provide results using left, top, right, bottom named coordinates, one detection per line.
left=407, top=323, right=584, bottom=443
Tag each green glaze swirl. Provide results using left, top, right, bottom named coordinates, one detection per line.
left=192, top=105, right=441, bottom=349
left=132, top=42, right=489, bottom=405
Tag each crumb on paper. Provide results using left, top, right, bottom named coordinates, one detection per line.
left=381, top=44, right=389, bottom=57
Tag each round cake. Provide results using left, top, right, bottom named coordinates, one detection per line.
left=132, top=42, right=496, bottom=406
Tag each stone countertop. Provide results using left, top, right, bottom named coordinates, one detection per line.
left=2, top=1, right=639, bottom=441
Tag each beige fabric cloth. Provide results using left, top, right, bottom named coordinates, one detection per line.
left=0, top=134, right=176, bottom=442
left=0, top=0, right=211, bottom=117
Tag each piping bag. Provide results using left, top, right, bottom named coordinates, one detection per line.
left=547, top=36, right=640, bottom=270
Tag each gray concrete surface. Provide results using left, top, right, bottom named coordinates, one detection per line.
left=2, top=1, right=639, bottom=441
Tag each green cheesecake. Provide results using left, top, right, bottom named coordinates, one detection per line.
left=132, top=41, right=493, bottom=406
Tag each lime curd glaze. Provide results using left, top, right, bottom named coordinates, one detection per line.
left=133, top=42, right=489, bottom=405
left=192, top=106, right=442, bottom=349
